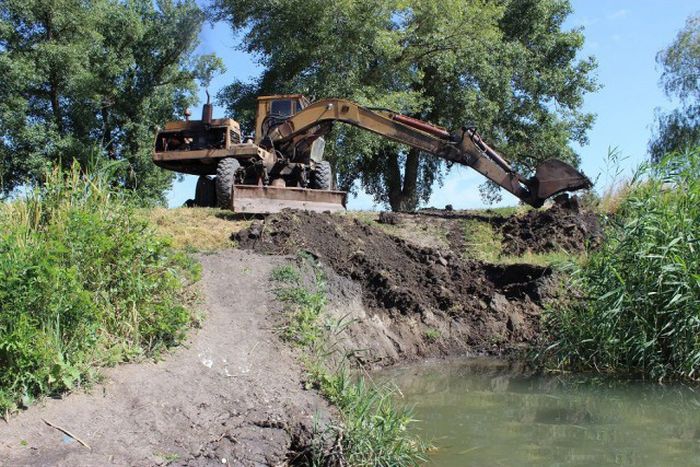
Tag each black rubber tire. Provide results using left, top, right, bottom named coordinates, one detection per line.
left=216, top=158, right=240, bottom=209
left=194, top=175, right=216, bottom=207
left=310, top=160, right=332, bottom=190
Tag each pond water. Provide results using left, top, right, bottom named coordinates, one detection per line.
left=380, top=358, right=700, bottom=466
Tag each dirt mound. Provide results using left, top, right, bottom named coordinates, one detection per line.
left=501, top=203, right=602, bottom=256
left=377, top=211, right=401, bottom=225
left=236, top=211, right=552, bottom=358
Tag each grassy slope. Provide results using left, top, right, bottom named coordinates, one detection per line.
left=145, top=208, right=252, bottom=252
left=0, top=166, right=200, bottom=415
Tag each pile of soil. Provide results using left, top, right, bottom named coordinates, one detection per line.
left=236, top=211, right=553, bottom=359
left=501, top=203, right=602, bottom=256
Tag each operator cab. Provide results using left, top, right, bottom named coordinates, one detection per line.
left=255, top=94, right=309, bottom=145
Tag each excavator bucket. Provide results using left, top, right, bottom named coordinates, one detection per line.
left=229, top=185, right=347, bottom=214
left=530, top=159, right=592, bottom=204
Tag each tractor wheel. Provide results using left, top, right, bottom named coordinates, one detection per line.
left=310, top=161, right=332, bottom=190
left=194, top=175, right=216, bottom=207
left=216, top=158, right=240, bottom=209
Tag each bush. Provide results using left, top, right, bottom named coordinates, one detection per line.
left=544, top=149, right=700, bottom=381
left=0, top=163, right=198, bottom=413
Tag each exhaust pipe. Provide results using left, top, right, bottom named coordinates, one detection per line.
left=202, top=90, right=213, bottom=124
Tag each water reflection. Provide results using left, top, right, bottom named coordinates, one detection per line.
left=379, top=358, right=700, bottom=466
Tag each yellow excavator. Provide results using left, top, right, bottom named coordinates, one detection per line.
left=152, top=94, right=590, bottom=213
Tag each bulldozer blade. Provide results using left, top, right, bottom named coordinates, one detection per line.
left=230, top=185, right=347, bottom=214
left=531, top=159, right=592, bottom=204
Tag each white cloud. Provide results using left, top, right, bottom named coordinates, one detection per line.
left=607, top=9, right=629, bottom=20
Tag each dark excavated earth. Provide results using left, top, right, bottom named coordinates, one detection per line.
left=500, top=201, right=603, bottom=256
left=236, top=210, right=555, bottom=359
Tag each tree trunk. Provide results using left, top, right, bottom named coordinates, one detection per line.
left=49, top=78, right=62, bottom=134
left=101, top=106, right=115, bottom=158
left=44, top=13, right=63, bottom=134
left=44, top=15, right=63, bottom=135
left=386, top=148, right=421, bottom=212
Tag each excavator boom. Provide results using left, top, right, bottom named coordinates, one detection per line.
left=265, top=98, right=591, bottom=207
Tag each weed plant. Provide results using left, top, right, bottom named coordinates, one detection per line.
left=544, top=149, right=700, bottom=381
left=271, top=258, right=425, bottom=466
left=0, top=162, right=198, bottom=413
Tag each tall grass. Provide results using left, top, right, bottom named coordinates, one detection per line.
left=0, top=162, right=198, bottom=413
left=544, top=149, right=700, bottom=381
left=271, top=258, right=426, bottom=466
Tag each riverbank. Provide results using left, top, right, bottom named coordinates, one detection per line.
left=2, top=152, right=696, bottom=464
left=0, top=201, right=598, bottom=464
left=235, top=203, right=599, bottom=366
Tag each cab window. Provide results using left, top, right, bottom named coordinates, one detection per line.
left=270, top=100, right=293, bottom=117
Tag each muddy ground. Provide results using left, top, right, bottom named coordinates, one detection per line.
left=0, top=250, right=328, bottom=466
left=235, top=204, right=599, bottom=366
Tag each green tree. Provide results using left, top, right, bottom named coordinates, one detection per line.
left=214, top=0, right=598, bottom=210
left=649, top=14, right=700, bottom=162
left=0, top=0, right=215, bottom=203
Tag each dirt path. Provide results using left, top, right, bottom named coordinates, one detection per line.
left=0, top=250, right=327, bottom=466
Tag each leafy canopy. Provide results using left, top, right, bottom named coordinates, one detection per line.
left=215, top=0, right=598, bottom=209
left=649, top=14, right=700, bottom=162
left=0, top=0, right=220, bottom=203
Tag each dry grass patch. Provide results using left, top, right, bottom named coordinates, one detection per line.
left=144, top=207, right=252, bottom=251
left=347, top=210, right=572, bottom=266
left=344, top=210, right=451, bottom=250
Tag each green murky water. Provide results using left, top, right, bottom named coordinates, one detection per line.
left=381, top=358, right=700, bottom=466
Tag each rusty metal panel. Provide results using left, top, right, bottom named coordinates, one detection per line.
left=153, top=144, right=264, bottom=162
left=231, top=185, right=347, bottom=214
left=163, top=118, right=239, bottom=131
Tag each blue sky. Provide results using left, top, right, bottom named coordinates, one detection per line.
left=167, top=1, right=699, bottom=209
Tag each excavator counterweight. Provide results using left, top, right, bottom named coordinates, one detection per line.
left=153, top=95, right=590, bottom=212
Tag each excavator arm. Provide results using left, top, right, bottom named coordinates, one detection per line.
left=265, top=98, right=591, bottom=207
